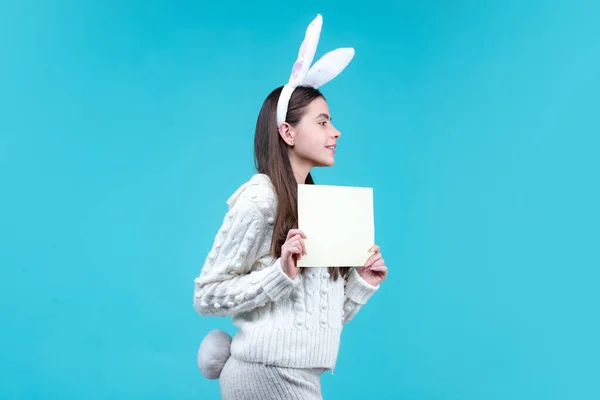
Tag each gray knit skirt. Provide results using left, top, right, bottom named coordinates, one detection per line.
left=219, top=356, right=327, bottom=400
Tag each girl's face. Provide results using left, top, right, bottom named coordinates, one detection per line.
left=289, top=97, right=341, bottom=168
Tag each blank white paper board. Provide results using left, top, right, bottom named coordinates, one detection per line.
left=297, top=184, right=374, bottom=267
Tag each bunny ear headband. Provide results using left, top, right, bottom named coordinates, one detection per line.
left=276, top=14, right=355, bottom=128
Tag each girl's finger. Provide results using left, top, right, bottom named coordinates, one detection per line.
left=289, top=234, right=307, bottom=255
left=295, top=244, right=304, bottom=261
left=365, top=252, right=383, bottom=268
left=291, top=244, right=303, bottom=258
left=287, top=229, right=307, bottom=240
left=369, top=265, right=388, bottom=277
left=289, top=234, right=303, bottom=243
left=369, top=244, right=380, bottom=253
left=298, top=237, right=307, bottom=255
left=368, top=258, right=385, bottom=268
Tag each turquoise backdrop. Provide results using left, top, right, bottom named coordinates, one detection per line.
left=1, top=1, right=599, bottom=399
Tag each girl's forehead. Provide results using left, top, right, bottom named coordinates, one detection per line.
left=307, top=97, right=330, bottom=114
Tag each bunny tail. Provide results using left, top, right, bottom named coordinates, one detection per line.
left=197, top=329, right=233, bottom=379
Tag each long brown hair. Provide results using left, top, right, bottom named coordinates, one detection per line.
left=254, top=86, right=350, bottom=280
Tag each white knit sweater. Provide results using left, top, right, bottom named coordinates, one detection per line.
left=193, top=174, right=379, bottom=370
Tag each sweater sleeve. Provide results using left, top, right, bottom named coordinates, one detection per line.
left=193, top=195, right=296, bottom=317
left=342, top=268, right=379, bottom=324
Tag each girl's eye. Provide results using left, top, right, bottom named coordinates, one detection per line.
left=319, top=121, right=328, bottom=126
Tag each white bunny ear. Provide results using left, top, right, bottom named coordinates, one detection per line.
left=302, top=47, right=355, bottom=88
left=288, top=14, right=323, bottom=85
left=277, top=14, right=323, bottom=126
left=276, top=14, right=355, bottom=127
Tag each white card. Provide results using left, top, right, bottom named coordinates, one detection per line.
left=297, top=184, right=375, bottom=267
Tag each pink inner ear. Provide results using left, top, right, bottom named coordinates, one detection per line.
left=291, top=60, right=303, bottom=80
left=289, top=15, right=321, bottom=82
left=291, top=41, right=307, bottom=80
left=298, top=39, right=307, bottom=58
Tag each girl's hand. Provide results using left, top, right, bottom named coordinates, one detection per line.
left=356, top=245, right=388, bottom=286
left=281, top=229, right=307, bottom=279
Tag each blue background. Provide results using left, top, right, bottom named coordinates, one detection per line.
left=1, top=0, right=599, bottom=399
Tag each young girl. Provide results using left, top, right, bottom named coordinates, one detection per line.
left=193, top=14, right=388, bottom=400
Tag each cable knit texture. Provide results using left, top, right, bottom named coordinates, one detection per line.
left=194, top=174, right=379, bottom=370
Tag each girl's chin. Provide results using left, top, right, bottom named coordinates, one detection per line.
left=316, top=158, right=335, bottom=167
left=308, top=154, right=335, bottom=168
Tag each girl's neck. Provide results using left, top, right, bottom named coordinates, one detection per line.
left=289, top=154, right=313, bottom=184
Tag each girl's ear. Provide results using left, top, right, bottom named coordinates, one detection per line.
left=278, top=122, right=295, bottom=146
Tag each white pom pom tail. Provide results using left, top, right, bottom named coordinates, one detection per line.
left=197, top=330, right=233, bottom=379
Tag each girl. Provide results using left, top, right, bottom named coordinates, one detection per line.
left=193, top=14, right=388, bottom=400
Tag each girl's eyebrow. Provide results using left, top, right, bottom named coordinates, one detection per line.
left=314, top=113, right=331, bottom=121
